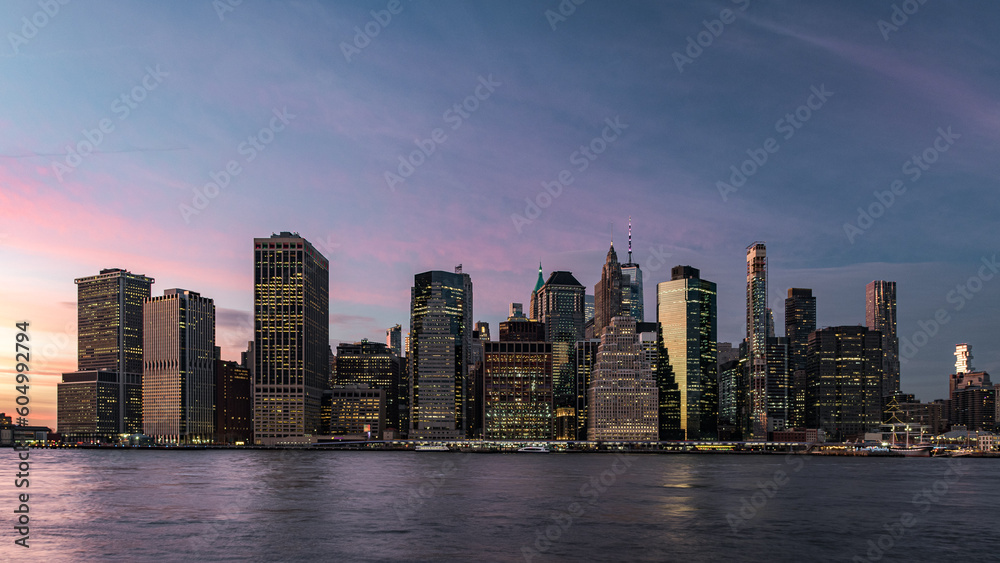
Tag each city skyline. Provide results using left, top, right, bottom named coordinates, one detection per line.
left=3, top=1, right=1000, bottom=431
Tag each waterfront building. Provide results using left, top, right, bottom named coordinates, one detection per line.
left=483, top=337, right=553, bottom=440
left=656, top=266, right=717, bottom=440
left=143, top=289, right=216, bottom=444
left=324, top=385, right=385, bottom=439
left=805, top=326, right=883, bottom=440
left=335, top=339, right=404, bottom=434
left=746, top=242, right=768, bottom=440
left=409, top=268, right=473, bottom=440
left=785, top=288, right=815, bottom=427
left=253, top=232, right=329, bottom=445
left=587, top=316, right=658, bottom=441
left=215, top=360, right=252, bottom=444
left=57, top=268, right=154, bottom=443
left=572, top=338, right=601, bottom=440
left=866, top=280, right=900, bottom=399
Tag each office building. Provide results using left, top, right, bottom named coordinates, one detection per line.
left=805, top=326, right=883, bottom=440
left=253, top=232, right=330, bottom=445
left=325, top=385, right=385, bottom=439
left=866, top=280, right=900, bottom=399
left=215, top=360, right=252, bottom=444
left=656, top=266, right=717, bottom=440
left=409, top=268, right=473, bottom=440
left=386, top=324, right=402, bottom=357
left=499, top=303, right=546, bottom=342
left=533, top=270, right=586, bottom=425
left=142, top=289, right=216, bottom=444
left=587, top=316, right=658, bottom=441
left=572, top=338, right=601, bottom=440
left=483, top=338, right=553, bottom=440
left=335, top=339, right=404, bottom=433
left=58, top=268, right=154, bottom=443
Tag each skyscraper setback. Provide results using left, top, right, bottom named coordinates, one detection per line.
left=409, top=268, right=473, bottom=440
left=594, top=243, right=623, bottom=336
left=58, top=268, right=154, bottom=442
left=143, top=289, right=216, bottom=444
left=253, top=232, right=330, bottom=444
left=866, top=280, right=899, bottom=399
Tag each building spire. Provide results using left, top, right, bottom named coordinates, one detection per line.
left=627, top=216, right=632, bottom=263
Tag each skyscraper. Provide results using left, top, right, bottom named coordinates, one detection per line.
left=587, top=316, right=658, bottom=441
left=215, top=359, right=252, bottom=444
left=746, top=242, right=768, bottom=440
left=409, top=268, right=473, bottom=440
left=594, top=243, right=623, bottom=336
left=805, top=326, right=883, bottom=440
left=386, top=324, right=402, bottom=357
left=334, top=339, right=404, bottom=433
left=58, top=268, right=154, bottom=442
left=785, top=288, right=816, bottom=427
left=656, top=265, right=718, bottom=440
left=620, top=218, right=644, bottom=321
left=533, top=271, right=586, bottom=423
left=529, top=262, right=545, bottom=320
left=955, top=343, right=973, bottom=374
left=866, top=280, right=899, bottom=399
left=253, top=232, right=329, bottom=445
left=143, top=289, right=216, bottom=444
left=483, top=309, right=552, bottom=440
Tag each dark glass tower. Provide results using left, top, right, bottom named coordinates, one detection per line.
left=805, top=326, right=883, bottom=440
left=253, top=232, right=329, bottom=444
left=785, top=288, right=816, bottom=427
left=335, top=339, right=404, bottom=433
left=534, top=271, right=586, bottom=420
left=866, top=280, right=899, bottom=399
left=409, top=268, right=473, bottom=440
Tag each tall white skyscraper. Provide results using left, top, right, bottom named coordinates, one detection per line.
left=587, top=316, right=658, bottom=441
left=746, top=242, right=768, bottom=440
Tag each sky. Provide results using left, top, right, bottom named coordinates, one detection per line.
left=1, top=0, right=998, bottom=432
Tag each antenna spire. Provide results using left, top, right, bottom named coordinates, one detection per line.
left=628, top=216, right=632, bottom=263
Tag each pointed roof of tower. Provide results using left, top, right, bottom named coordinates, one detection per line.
left=533, top=262, right=545, bottom=294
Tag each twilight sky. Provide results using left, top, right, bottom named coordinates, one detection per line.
left=2, top=0, right=998, bottom=431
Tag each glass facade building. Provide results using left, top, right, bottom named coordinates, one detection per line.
left=866, top=280, right=899, bottom=399
left=656, top=266, right=717, bottom=440
left=253, top=232, right=329, bottom=444
left=409, top=269, right=473, bottom=440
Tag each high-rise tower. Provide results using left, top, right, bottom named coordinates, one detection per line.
left=253, top=232, right=330, bottom=444
left=594, top=242, right=623, bottom=336
left=656, top=266, right=718, bottom=440
left=620, top=217, right=644, bottom=322
left=58, top=268, right=154, bottom=442
left=955, top=343, right=973, bottom=374
left=785, top=288, right=816, bottom=427
left=409, top=268, right=473, bottom=440
left=866, top=280, right=899, bottom=398
left=143, top=289, right=216, bottom=444
left=587, top=316, right=658, bottom=441
left=746, top=242, right=768, bottom=439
